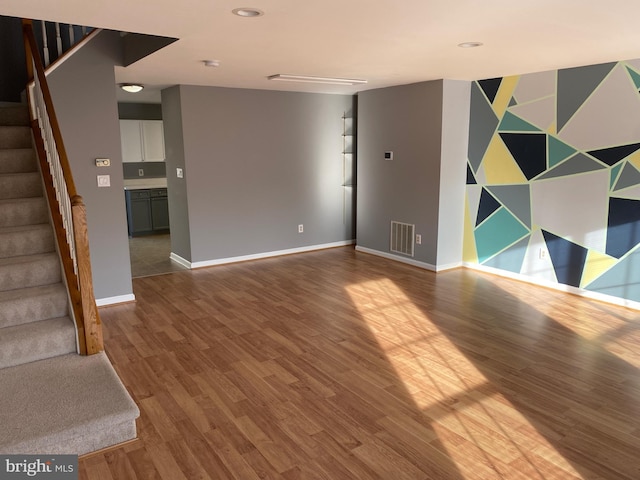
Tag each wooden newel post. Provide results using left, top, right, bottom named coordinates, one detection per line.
left=71, top=195, right=104, bottom=354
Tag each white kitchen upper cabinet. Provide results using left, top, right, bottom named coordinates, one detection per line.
left=141, top=120, right=165, bottom=162
left=120, top=120, right=143, bottom=163
left=120, top=120, right=165, bottom=162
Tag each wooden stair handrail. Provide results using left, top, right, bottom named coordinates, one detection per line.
left=22, top=18, right=103, bottom=355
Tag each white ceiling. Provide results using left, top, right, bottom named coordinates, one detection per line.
left=4, top=0, right=640, bottom=102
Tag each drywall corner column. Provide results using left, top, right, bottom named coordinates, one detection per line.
left=356, top=81, right=444, bottom=265
left=436, top=80, right=471, bottom=268
left=161, top=86, right=192, bottom=262
left=47, top=30, right=133, bottom=301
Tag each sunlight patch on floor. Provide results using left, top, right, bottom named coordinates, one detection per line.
left=345, top=277, right=583, bottom=480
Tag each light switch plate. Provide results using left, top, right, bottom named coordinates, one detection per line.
left=97, top=175, right=110, bottom=187
left=95, top=158, right=110, bottom=167
left=176, top=167, right=184, bottom=179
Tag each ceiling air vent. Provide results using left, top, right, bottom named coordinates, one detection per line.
left=390, top=221, right=415, bottom=257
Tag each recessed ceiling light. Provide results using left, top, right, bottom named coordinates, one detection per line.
left=232, top=7, right=264, bottom=17
left=458, top=42, right=483, bottom=48
left=203, top=60, right=220, bottom=67
left=268, top=74, right=367, bottom=86
left=120, top=84, right=144, bottom=93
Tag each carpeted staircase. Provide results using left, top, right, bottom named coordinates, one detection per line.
left=0, top=104, right=139, bottom=455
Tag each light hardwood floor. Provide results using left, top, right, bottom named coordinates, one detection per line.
left=80, top=246, right=640, bottom=479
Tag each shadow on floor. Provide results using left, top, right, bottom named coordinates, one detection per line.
left=128, top=233, right=188, bottom=278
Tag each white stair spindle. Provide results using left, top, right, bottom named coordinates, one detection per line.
left=55, top=22, right=62, bottom=58
left=40, top=21, right=50, bottom=67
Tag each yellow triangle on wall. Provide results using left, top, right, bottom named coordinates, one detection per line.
left=493, top=75, right=520, bottom=118
left=627, top=149, right=640, bottom=171
left=482, top=134, right=528, bottom=184
left=547, top=121, right=557, bottom=135
left=580, top=250, right=619, bottom=288
left=463, top=193, right=478, bottom=263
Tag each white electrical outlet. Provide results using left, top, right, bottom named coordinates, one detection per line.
left=539, top=247, right=548, bottom=259
left=97, top=175, right=110, bottom=187
left=176, top=167, right=184, bottom=178
left=298, top=224, right=304, bottom=233
left=415, top=234, right=422, bottom=245
left=138, top=169, right=144, bottom=177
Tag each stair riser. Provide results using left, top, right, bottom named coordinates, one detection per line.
left=0, top=287, right=68, bottom=329
left=0, top=149, right=37, bottom=174
left=0, top=106, right=30, bottom=126
left=0, top=126, right=32, bottom=149
left=0, top=256, right=61, bottom=292
left=0, top=317, right=76, bottom=370
left=0, top=173, right=42, bottom=200
left=0, top=228, right=55, bottom=259
left=0, top=199, right=48, bottom=228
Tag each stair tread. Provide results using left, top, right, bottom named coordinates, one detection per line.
left=0, top=352, right=140, bottom=454
left=0, top=196, right=45, bottom=206
left=0, top=251, right=58, bottom=267
left=0, top=282, right=66, bottom=303
left=0, top=223, right=51, bottom=234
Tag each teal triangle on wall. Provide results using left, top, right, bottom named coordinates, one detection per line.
left=611, top=163, right=624, bottom=190
left=475, top=207, right=530, bottom=263
left=626, top=66, right=640, bottom=90
left=498, top=111, right=541, bottom=132
left=548, top=135, right=577, bottom=168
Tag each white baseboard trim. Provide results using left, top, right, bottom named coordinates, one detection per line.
left=435, top=261, right=464, bottom=272
left=170, top=252, right=191, bottom=268
left=173, top=240, right=356, bottom=269
left=355, top=246, right=444, bottom=271
left=464, top=262, right=640, bottom=311
left=96, top=293, right=136, bottom=307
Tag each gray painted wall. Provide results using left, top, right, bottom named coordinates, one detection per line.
left=161, top=86, right=191, bottom=261
left=122, top=162, right=166, bottom=179
left=167, top=85, right=355, bottom=263
left=47, top=30, right=133, bottom=301
left=357, top=81, right=444, bottom=266
left=437, top=80, right=471, bottom=267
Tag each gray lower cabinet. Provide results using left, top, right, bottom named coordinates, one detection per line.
left=125, top=188, right=170, bottom=236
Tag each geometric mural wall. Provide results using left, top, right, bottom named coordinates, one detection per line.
left=465, top=60, right=640, bottom=303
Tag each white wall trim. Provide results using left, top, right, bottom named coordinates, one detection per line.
left=355, top=246, right=439, bottom=271
left=176, top=240, right=356, bottom=269
left=435, top=261, right=464, bottom=272
left=464, top=262, right=640, bottom=311
left=96, top=293, right=135, bottom=307
left=170, top=252, right=192, bottom=268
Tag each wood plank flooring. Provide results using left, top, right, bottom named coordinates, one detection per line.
left=80, top=247, right=640, bottom=479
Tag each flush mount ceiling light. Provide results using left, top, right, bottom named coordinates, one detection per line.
left=232, top=7, right=264, bottom=17
left=203, top=60, right=220, bottom=67
left=268, top=74, right=368, bottom=86
left=120, top=84, right=144, bottom=93
left=457, top=42, right=483, bottom=48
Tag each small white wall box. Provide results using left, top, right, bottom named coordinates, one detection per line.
left=384, top=151, right=394, bottom=160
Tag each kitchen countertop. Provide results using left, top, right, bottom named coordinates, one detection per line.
left=123, top=178, right=168, bottom=190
